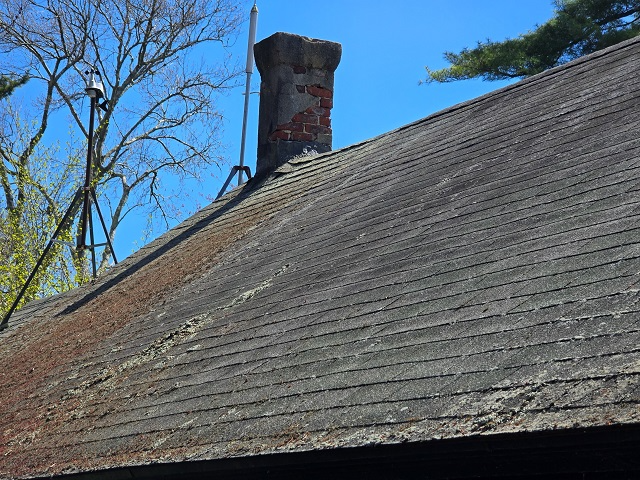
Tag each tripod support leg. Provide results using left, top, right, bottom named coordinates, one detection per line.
left=90, top=189, right=118, bottom=265
left=1, top=188, right=84, bottom=331
left=216, top=167, right=240, bottom=200
left=216, top=166, right=253, bottom=200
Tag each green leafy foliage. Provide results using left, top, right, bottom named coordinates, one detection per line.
left=0, top=111, right=87, bottom=317
left=0, top=74, right=27, bottom=100
left=425, top=0, right=640, bottom=83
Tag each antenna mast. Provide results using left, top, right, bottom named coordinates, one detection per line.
left=216, top=2, right=258, bottom=198
left=238, top=1, right=259, bottom=185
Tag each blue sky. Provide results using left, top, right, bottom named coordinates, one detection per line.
left=114, top=0, right=558, bottom=259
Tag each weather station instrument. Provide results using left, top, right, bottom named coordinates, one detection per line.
left=1, top=68, right=118, bottom=331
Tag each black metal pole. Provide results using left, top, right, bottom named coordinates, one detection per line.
left=0, top=188, right=84, bottom=331
left=88, top=204, right=97, bottom=277
left=78, top=94, right=97, bottom=251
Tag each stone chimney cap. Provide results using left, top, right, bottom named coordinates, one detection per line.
left=254, top=32, right=342, bottom=178
left=254, top=32, right=342, bottom=73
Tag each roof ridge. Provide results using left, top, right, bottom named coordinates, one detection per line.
left=325, top=35, right=640, bottom=156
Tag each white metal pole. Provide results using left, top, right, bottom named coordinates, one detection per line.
left=238, top=2, right=258, bottom=185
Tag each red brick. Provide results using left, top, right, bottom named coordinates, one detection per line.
left=319, top=117, right=331, bottom=127
left=276, top=122, right=304, bottom=132
left=296, top=84, right=306, bottom=93
left=320, top=98, right=333, bottom=109
left=269, top=130, right=290, bottom=141
left=293, top=65, right=307, bottom=74
left=305, top=106, right=330, bottom=117
left=291, top=131, right=314, bottom=142
left=304, top=124, right=331, bottom=135
left=306, top=85, right=333, bottom=98
left=292, top=113, right=318, bottom=124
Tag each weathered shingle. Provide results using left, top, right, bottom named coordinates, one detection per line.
left=1, top=36, right=640, bottom=479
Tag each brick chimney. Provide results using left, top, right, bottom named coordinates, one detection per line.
left=254, top=32, right=342, bottom=177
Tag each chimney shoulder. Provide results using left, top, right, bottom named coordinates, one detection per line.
left=254, top=32, right=342, bottom=177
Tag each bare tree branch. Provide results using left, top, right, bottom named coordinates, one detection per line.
left=0, top=0, right=245, bottom=316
